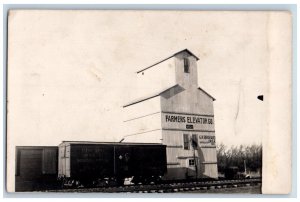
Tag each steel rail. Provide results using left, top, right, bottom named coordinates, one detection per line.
left=46, top=178, right=262, bottom=193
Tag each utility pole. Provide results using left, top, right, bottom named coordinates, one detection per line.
left=191, top=136, right=198, bottom=180
left=193, top=147, right=197, bottom=179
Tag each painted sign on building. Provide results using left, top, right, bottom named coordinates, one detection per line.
left=198, top=135, right=216, bottom=147
left=162, top=112, right=215, bottom=131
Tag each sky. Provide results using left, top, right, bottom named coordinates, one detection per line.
left=8, top=10, right=268, bottom=149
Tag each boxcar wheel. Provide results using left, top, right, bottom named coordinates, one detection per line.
left=116, top=178, right=125, bottom=186
left=131, top=176, right=142, bottom=185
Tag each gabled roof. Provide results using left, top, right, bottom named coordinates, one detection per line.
left=136, top=49, right=200, bottom=74
left=123, top=84, right=216, bottom=108
left=123, top=84, right=179, bottom=108
left=198, top=87, right=216, bottom=101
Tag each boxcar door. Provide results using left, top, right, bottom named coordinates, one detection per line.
left=114, top=146, right=132, bottom=178
left=15, top=148, right=43, bottom=191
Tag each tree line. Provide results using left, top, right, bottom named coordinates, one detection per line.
left=216, top=143, right=262, bottom=173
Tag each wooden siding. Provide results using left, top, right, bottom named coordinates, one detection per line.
left=200, top=164, right=218, bottom=179
left=123, top=96, right=161, bottom=121
left=18, top=149, right=43, bottom=177
left=58, top=143, right=71, bottom=178
left=161, top=87, right=214, bottom=115
left=124, top=111, right=162, bottom=137
left=58, top=145, right=64, bottom=177
left=42, top=148, right=58, bottom=174
left=123, top=129, right=162, bottom=143
left=162, top=130, right=218, bottom=179
left=174, top=52, right=199, bottom=89
left=200, top=147, right=217, bottom=163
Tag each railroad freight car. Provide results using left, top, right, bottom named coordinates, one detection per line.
left=58, top=141, right=167, bottom=187
left=15, top=146, right=58, bottom=192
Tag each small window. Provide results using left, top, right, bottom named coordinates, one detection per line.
left=189, top=159, right=195, bottom=166
left=191, top=134, right=198, bottom=149
left=184, top=58, right=190, bottom=73
left=183, top=134, right=190, bottom=150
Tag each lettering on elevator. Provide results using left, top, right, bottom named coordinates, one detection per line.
left=165, top=115, right=213, bottom=125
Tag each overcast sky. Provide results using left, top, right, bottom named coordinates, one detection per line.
left=8, top=10, right=268, bottom=148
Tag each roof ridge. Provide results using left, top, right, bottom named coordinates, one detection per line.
left=136, top=49, right=199, bottom=74
left=123, top=84, right=180, bottom=108
left=198, top=87, right=216, bottom=101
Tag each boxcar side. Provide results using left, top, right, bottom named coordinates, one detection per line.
left=118, top=144, right=167, bottom=178
left=15, top=146, right=58, bottom=192
left=70, top=144, right=115, bottom=181
left=57, top=141, right=167, bottom=186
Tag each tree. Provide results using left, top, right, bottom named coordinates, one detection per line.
left=216, top=143, right=262, bottom=173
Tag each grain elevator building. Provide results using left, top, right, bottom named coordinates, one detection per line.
left=123, top=49, right=218, bottom=180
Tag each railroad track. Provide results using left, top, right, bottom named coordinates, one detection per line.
left=46, top=178, right=262, bottom=193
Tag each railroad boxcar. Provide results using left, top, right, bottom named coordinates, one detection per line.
left=15, top=146, right=58, bottom=191
left=58, top=141, right=167, bottom=186
left=224, top=167, right=251, bottom=179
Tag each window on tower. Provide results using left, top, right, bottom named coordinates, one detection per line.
left=184, top=58, right=190, bottom=73
left=183, top=134, right=190, bottom=150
